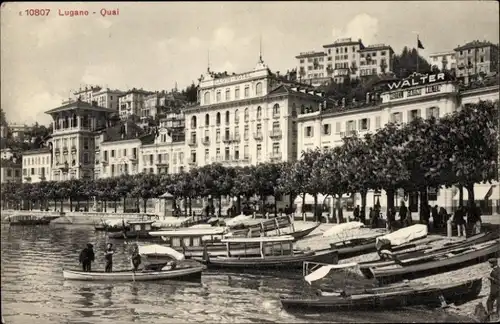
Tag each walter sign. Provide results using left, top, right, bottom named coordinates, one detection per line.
left=387, top=73, right=447, bottom=91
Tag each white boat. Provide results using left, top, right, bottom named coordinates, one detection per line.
left=322, top=222, right=365, bottom=238
left=138, top=244, right=185, bottom=261
left=62, top=266, right=203, bottom=282
left=375, top=224, right=428, bottom=250
left=224, top=214, right=255, bottom=228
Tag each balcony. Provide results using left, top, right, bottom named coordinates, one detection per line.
left=129, top=155, right=138, bottom=163
left=101, top=159, right=108, bottom=165
left=95, top=146, right=100, bottom=152
left=253, top=132, right=263, bottom=141
left=269, top=129, right=282, bottom=139
left=188, top=161, right=197, bottom=167
left=222, top=135, right=232, bottom=143
left=188, top=138, right=197, bottom=147
left=62, top=147, right=68, bottom=154
left=233, top=134, right=241, bottom=143
left=270, top=152, right=282, bottom=162
left=54, top=148, right=60, bottom=155
left=339, top=130, right=358, bottom=138
left=202, top=137, right=210, bottom=145
left=71, top=145, right=77, bottom=153
left=156, top=161, right=169, bottom=167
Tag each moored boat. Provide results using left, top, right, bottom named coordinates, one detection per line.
left=62, top=265, right=203, bottom=282
left=108, top=220, right=158, bottom=240
left=6, top=214, right=52, bottom=225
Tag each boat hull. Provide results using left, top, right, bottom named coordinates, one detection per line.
left=9, top=219, right=51, bottom=225
left=108, top=232, right=158, bottom=240
left=203, top=251, right=319, bottom=270
left=62, top=266, right=203, bottom=282
left=280, top=278, right=482, bottom=312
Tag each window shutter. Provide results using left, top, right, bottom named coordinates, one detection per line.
left=335, top=122, right=341, bottom=133
left=352, top=120, right=357, bottom=131
left=426, top=107, right=430, bottom=119
left=367, top=118, right=371, bottom=130
left=358, top=119, right=362, bottom=131
left=417, top=109, right=421, bottom=118
left=375, top=116, right=381, bottom=129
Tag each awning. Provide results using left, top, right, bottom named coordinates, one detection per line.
left=452, top=185, right=494, bottom=200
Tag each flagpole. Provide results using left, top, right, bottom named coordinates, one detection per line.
left=416, top=35, right=419, bottom=74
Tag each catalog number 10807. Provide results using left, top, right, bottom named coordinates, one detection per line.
left=24, top=9, right=51, bottom=16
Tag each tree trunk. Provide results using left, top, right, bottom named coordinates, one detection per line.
left=419, top=187, right=428, bottom=224
left=360, top=189, right=367, bottom=222
left=69, top=198, right=73, bottom=212
left=236, top=196, right=241, bottom=215
left=104, top=200, right=107, bottom=212
left=337, top=195, right=344, bottom=224
left=218, top=196, right=222, bottom=218
left=386, top=189, right=395, bottom=213
left=273, top=195, right=278, bottom=217
left=54, top=200, right=57, bottom=211
left=123, top=197, right=126, bottom=213
left=184, top=197, right=188, bottom=217
left=188, top=197, right=192, bottom=217
left=458, top=185, right=464, bottom=207
left=466, top=183, right=475, bottom=207
left=143, top=198, right=148, bottom=213
left=302, top=193, right=306, bottom=220
left=76, top=199, right=80, bottom=211
left=60, top=200, right=64, bottom=212
left=313, top=194, right=318, bottom=222
left=114, top=200, right=118, bottom=213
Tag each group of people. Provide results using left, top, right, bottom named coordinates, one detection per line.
left=78, top=243, right=142, bottom=273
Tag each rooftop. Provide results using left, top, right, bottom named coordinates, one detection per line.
left=101, top=121, right=147, bottom=143
left=22, top=147, right=51, bottom=156
left=454, top=40, right=497, bottom=51
left=118, top=88, right=155, bottom=97
left=295, top=51, right=327, bottom=59
left=359, top=44, right=393, bottom=52
left=323, top=38, right=363, bottom=48
left=45, top=99, right=115, bottom=115
left=1, top=158, right=21, bottom=168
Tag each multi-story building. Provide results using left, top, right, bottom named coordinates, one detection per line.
left=91, top=88, right=123, bottom=111
left=0, top=157, right=22, bottom=183
left=182, top=56, right=325, bottom=170
left=6, top=124, right=32, bottom=142
left=428, top=51, right=457, bottom=72
left=118, top=88, right=155, bottom=120
left=296, top=38, right=395, bottom=85
left=96, top=121, right=154, bottom=179
left=73, top=85, right=102, bottom=103
left=45, top=99, right=115, bottom=181
left=296, top=71, right=499, bottom=215
left=140, top=127, right=186, bottom=175
left=22, top=148, right=51, bottom=183
left=454, top=40, right=499, bottom=83
left=358, top=44, right=394, bottom=78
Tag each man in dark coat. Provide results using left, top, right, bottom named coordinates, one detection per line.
left=104, top=243, right=114, bottom=273
left=399, top=202, right=408, bottom=227
left=431, top=205, right=439, bottom=229
left=79, top=243, right=95, bottom=272
left=487, top=258, right=500, bottom=316
left=353, top=205, right=360, bottom=221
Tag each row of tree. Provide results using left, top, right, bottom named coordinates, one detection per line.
left=1, top=101, right=498, bottom=221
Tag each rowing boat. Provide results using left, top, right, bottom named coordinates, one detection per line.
left=280, top=278, right=482, bottom=312
left=62, top=265, right=203, bottom=282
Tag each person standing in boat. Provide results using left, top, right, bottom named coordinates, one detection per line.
left=130, top=244, right=142, bottom=271
left=104, top=243, right=115, bottom=272
left=486, top=258, right=500, bottom=317
left=79, top=243, right=95, bottom=272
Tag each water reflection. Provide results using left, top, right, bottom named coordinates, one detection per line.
left=1, top=224, right=475, bottom=323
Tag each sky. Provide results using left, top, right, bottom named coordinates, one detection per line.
left=1, top=1, right=498, bottom=126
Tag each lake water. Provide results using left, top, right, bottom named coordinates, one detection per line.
left=1, top=224, right=474, bottom=323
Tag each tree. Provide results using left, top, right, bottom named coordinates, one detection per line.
left=391, top=47, right=432, bottom=79
left=231, top=165, right=257, bottom=214
left=182, top=82, right=198, bottom=103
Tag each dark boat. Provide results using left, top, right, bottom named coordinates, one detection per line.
left=7, top=214, right=52, bottom=225
left=359, top=232, right=499, bottom=279
left=108, top=220, right=158, bottom=240
left=368, top=239, right=500, bottom=284
left=280, top=278, right=482, bottom=312
left=94, top=219, right=130, bottom=232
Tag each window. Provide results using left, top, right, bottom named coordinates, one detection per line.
left=205, top=149, right=209, bottom=162
left=272, top=143, right=280, bottom=155
left=375, top=116, right=381, bottom=129
left=216, top=112, right=221, bottom=125
left=225, top=111, right=230, bottom=125
left=235, top=87, right=240, bottom=99
left=244, top=108, right=249, bottom=122
left=346, top=120, right=356, bottom=132
left=204, top=92, right=210, bottom=105
left=216, top=91, right=221, bottom=102
left=391, top=112, right=402, bottom=123
left=273, top=104, right=280, bottom=117
left=104, top=151, right=108, bottom=161
left=244, top=86, right=249, bottom=98
left=225, top=88, right=230, bottom=101
left=256, top=144, right=262, bottom=159
left=255, top=106, right=262, bottom=120
left=225, top=147, right=230, bottom=161
left=191, top=116, right=197, bottom=128
left=300, top=59, right=305, bottom=63
left=244, top=125, right=249, bottom=140
left=256, top=124, right=262, bottom=136
left=7, top=169, right=11, bottom=177
left=234, top=109, right=239, bottom=123
left=234, top=146, right=240, bottom=160
left=256, top=82, right=263, bottom=96
left=191, top=151, right=196, bottom=163
left=323, top=124, right=331, bottom=135
left=83, top=138, right=89, bottom=150
left=179, top=152, right=184, bottom=164
left=408, top=109, right=420, bottom=122
left=216, top=129, right=221, bottom=143
left=149, top=154, right=154, bottom=165
left=427, top=107, right=440, bottom=119
left=234, top=126, right=239, bottom=139
left=190, top=132, right=197, bottom=144
left=225, top=128, right=230, bottom=141
left=272, top=121, right=280, bottom=132
left=244, top=145, right=249, bottom=159
left=359, top=118, right=370, bottom=131
left=111, top=165, right=115, bottom=176
left=205, top=114, right=210, bottom=126
left=216, top=148, right=221, bottom=160
left=111, top=150, right=115, bottom=158
left=305, top=126, right=313, bottom=137
left=335, top=122, right=341, bottom=134
left=123, top=149, right=127, bottom=157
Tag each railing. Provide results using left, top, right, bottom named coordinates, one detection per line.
left=71, top=145, right=77, bottom=152
left=269, top=130, right=282, bottom=139
left=54, top=148, right=60, bottom=154
left=188, top=139, right=197, bottom=147
left=339, top=130, right=358, bottom=138
left=253, top=132, right=263, bottom=140
left=62, top=147, right=68, bottom=154
left=270, top=152, right=282, bottom=162
left=222, top=136, right=231, bottom=143
left=188, top=161, right=197, bottom=166
left=202, top=137, right=210, bottom=145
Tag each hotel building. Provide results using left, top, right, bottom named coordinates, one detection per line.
left=45, top=99, right=115, bottom=181
left=358, top=44, right=394, bottom=78
left=118, top=88, right=155, bottom=120
left=22, top=148, right=52, bottom=183
left=296, top=72, right=499, bottom=215
left=454, top=40, right=499, bottom=83
left=182, top=56, right=326, bottom=169
left=92, top=88, right=124, bottom=111
left=0, top=158, right=22, bottom=184
left=428, top=51, right=457, bottom=72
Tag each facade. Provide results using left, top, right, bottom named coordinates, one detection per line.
left=0, top=158, right=22, bottom=184
left=429, top=51, right=457, bottom=72
left=454, top=40, right=499, bottom=83
left=296, top=38, right=395, bottom=85
left=182, top=57, right=325, bottom=170
left=140, top=127, right=186, bottom=175
left=296, top=72, right=499, bottom=214
left=45, top=99, right=115, bottom=181
left=73, top=86, right=102, bottom=104
left=7, top=124, right=32, bottom=142
left=22, top=148, right=51, bottom=183
left=1, top=125, right=8, bottom=138
left=118, top=88, right=155, bottom=120
left=92, top=88, right=123, bottom=111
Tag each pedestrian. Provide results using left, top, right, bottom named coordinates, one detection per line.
left=359, top=206, right=366, bottom=225
left=399, top=201, right=408, bottom=227
left=353, top=205, right=360, bottom=222
left=386, top=207, right=395, bottom=231
left=131, top=244, right=142, bottom=271
left=369, top=207, right=378, bottom=229
left=79, top=243, right=95, bottom=272
left=486, top=258, right=500, bottom=317
left=454, top=206, right=466, bottom=237
left=469, top=203, right=482, bottom=235
left=431, top=205, right=439, bottom=230
left=104, top=243, right=114, bottom=273
left=438, top=207, right=448, bottom=226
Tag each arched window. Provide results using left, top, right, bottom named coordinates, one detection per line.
left=244, top=108, right=249, bottom=122
left=216, top=112, right=221, bottom=126
left=191, top=116, right=197, bottom=129
left=204, top=92, right=210, bottom=105
left=273, top=104, right=280, bottom=117
left=234, top=109, right=239, bottom=123
left=256, top=106, right=262, bottom=120
left=205, top=114, right=210, bottom=126
left=225, top=88, right=231, bottom=101
left=256, top=82, right=263, bottom=96
left=225, top=111, right=230, bottom=125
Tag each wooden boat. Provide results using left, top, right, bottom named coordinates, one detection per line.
left=94, top=219, right=130, bottom=232
left=280, top=278, right=482, bottom=311
left=108, top=220, right=158, bottom=240
left=328, top=234, right=383, bottom=259
left=6, top=214, right=52, bottom=225
left=201, top=236, right=337, bottom=270
left=367, top=239, right=500, bottom=284
left=229, top=219, right=319, bottom=241
left=62, top=265, right=203, bottom=282
left=358, top=232, right=499, bottom=278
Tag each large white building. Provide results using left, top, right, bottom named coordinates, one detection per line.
left=428, top=51, right=457, bottom=72
left=22, top=148, right=52, bottom=183
left=296, top=72, right=499, bottom=215
left=182, top=56, right=325, bottom=169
